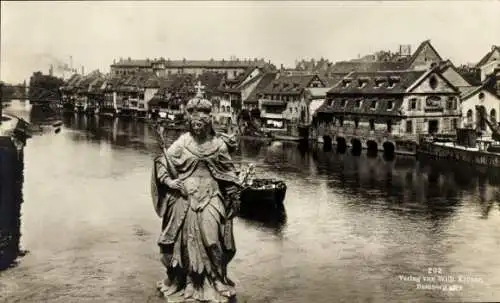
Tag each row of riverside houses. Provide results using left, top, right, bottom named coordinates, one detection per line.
left=59, top=58, right=277, bottom=121
left=59, top=42, right=500, bottom=150
left=311, top=41, right=500, bottom=155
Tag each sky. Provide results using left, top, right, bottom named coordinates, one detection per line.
left=1, top=1, right=499, bottom=83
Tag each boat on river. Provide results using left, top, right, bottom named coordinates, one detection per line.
left=239, top=178, right=287, bottom=219
left=236, top=163, right=287, bottom=220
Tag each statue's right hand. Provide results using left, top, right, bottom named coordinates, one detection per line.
left=166, top=179, right=187, bottom=195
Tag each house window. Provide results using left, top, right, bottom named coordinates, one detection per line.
left=370, top=101, right=377, bottom=109
left=387, top=120, right=392, bottom=133
left=466, top=109, right=473, bottom=124
left=338, top=116, right=344, bottom=126
left=355, top=100, right=361, bottom=108
left=446, top=97, right=455, bottom=110
left=479, top=92, right=485, bottom=101
left=409, top=98, right=417, bottom=110
left=452, top=118, right=458, bottom=129
left=406, top=120, right=413, bottom=133
left=354, top=117, right=359, bottom=128
left=369, top=119, right=375, bottom=130
left=491, top=109, right=497, bottom=124
left=328, top=99, right=334, bottom=106
left=387, top=100, right=394, bottom=110
left=429, top=76, right=438, bottom=90
left=341, top=100, right=347, bottom=107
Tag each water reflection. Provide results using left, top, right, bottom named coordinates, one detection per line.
left=61, top=114, right=161, bottom=154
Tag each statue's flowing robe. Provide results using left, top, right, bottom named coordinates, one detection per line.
left=151, top=132, right=241, bottom=302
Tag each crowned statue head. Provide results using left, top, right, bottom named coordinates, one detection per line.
left=185, top=81, right=215, bottom=140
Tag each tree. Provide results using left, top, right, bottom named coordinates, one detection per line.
left=28, top=71, right=65, bottom=101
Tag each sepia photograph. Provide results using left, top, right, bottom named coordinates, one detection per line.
left=1, top=1, right=500, bottom=302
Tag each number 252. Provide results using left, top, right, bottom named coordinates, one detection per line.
left=428, top=267, right=442, bottom=274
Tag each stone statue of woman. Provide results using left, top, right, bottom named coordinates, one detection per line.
left=151, top=94, right=242, bottom=303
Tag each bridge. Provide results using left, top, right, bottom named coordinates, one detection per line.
left=0, top=84, right=62, bottom=104
left=312, top=124, right=419, bottom=156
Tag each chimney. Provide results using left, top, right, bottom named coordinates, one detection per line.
left=128, top=57, right=131, bottom=62
left=113, top=59, right=116, bottom=64
left=280, top=64, right=284, bottom=71
left=81, top=66, right=85, bottom=75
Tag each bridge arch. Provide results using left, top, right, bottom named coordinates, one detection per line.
left=383, top=141, right=396, bottom=160
left=351, top=138, right=362, bottom=156
left=336, top=136, right=347, bottom=153
left=323, top=135, right=333, bottom=151
left=366, top=140, right=378, bottom=157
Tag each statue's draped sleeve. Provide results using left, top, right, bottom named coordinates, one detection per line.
left=210, top=140, right=243, bottom=219
left=151, top=136, right=184, bottom=218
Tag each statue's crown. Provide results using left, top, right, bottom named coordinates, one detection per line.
left=186, top=81, right=211, bottom=112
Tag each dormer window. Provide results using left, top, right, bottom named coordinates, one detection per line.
left=342, top=80, right=351, bottom=88
left=355, top=100, right=362, bottom=108
left=388, top=76, right=400, bottom=89
left=294, top=83, right=300, bottom=89
left=370, top=100, right=377, bottom=110
left=358, top=80, right=366, bottom=88
left=341, top=100, right=347, bottom=107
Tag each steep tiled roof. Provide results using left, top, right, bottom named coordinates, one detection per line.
left=406, top=40, right=443, bottom=67
left=260, top=74, right=324, bottom=95
left=196, top=72, right=225, bottom=97
left=476, top=45, right=500, bottom=67
left=328, top=61, right=409, bottom=74
left=316, top=96, right=404, bottom=117
left=320, top=73, right=349, bottom=87
left=327, top=70, right=426, bottom=95
left=245, top=72, right=278, bottom=103
left=455, top=65, right=482, bottom=86
left=219, top=67, right=264, bottom=93
left=159, top=59, right=269, bottom=69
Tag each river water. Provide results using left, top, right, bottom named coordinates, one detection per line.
left=1, top=102, right=500, bottom=303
